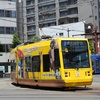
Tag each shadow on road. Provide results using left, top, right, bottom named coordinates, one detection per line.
left=11, top=83, right=92, bottom=92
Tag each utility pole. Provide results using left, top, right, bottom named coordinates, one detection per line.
left=40, top=12, right=50, bottom=30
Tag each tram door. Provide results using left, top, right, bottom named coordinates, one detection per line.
left=18, top=58, right=24, bottom=78
left=54, top=49, right=61, bottom=79
left=20, top=59, right=24, bottom=78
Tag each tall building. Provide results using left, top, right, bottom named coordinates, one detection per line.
left=0, top=0, right=16, bottom=76
left=78, top=0, right=99, bottom=31
left=17, top=0, right=100, bottom=41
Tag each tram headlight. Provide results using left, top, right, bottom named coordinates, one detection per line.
left=85, top=71, right=90, bottom=76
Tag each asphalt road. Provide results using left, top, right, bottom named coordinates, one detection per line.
left=93, top=74, right=100, bottom=82
left=0, top=75, right=100, bottom=100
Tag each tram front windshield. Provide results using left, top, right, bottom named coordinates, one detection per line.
left=62, top=41, right=90, bottom=69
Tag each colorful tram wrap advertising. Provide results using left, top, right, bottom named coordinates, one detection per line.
left=10, top=38, right=93, bottom=88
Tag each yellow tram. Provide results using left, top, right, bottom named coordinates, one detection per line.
left=10, top=37, right=93, bottom=88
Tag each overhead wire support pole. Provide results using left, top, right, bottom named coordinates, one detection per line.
left=39, top=12, right=51, bottom=38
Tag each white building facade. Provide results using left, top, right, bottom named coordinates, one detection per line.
left=0, top=0, right=16, bottom=76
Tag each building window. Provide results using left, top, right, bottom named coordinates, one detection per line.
left=0, top=44, right=12, bottom=52
left=49, top=22, right=56, bottom=26
left=39, top=4, right=55, bottom=12
left=0, top=44, right=5, bottom=52
left=68, top=0, right=77, bottom=5
left=27, top=17, right=35, bottom=23
left=39, top=13, right=56, bottom=21
left=59, top=2, right=67, bottom=9
left=39, top=15, right=44, bottom=20
left=60, top=11, right=68, bottom=17
left=2, top=0, right=16, bottom=2
left=59, top=33, right=63, bottom=36
left=6, top=44, right=12, bottom=52
left=68, top=8, right=78, bottom=15
left=10, top=27, right=16, bottom=34
left=27, top=8, right=35, bottom=14
left=38, top=0, right=54, bottom=3
left=6, top=27, right=10, bottom=34
left=5, top=10, right=11, bottom=17
left=0, top=10, right=16, bottom=18
left=27, top=26, right=35, bottom=31
left=0, top=27, right=4, bottom=34
left=11, top=11, right=16, bottom=18
left=0, top=27, right=16, bottom=34
left=26, top=0, right=35, bottom=5
left=0, top=10, right=4, bottom=17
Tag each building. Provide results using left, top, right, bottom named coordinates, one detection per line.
left=17, top=0, right=78, bottom=41
left=0, top=0, right=16, bottom=76
left=39, top=22, right=85, bottom=38
left=78, top=0, right=99, bottom=37
left=16, top=0, right=100, bottom=41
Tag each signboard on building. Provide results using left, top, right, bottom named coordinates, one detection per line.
left=39, top=22, right=85, bottom=38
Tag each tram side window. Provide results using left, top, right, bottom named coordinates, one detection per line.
left=11, top=60, right=16, bottom=71
left=32, top=56, right=40, bottom=72
left=25, top=57, right=32, bottom=72
left=96, top=60, right=99, bottom=68
left=54, top=49, right=60, bottom=68
left=43, top=54, right=50, bottom=72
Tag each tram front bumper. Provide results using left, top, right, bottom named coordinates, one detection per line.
left=64, top=78, right=93, bottom=87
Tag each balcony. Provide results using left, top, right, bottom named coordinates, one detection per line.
left=27, top=31, right=36, bottom=35
left=38, top=0, right=55, bottom=7
left=39, top=18, right=56, bottom=24
left=60, top=13, right=78, bottom=19
left=59, top=0, right=68, bottom=2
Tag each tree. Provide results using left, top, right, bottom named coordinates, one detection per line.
left=89, top=40, right=95, bottom=54
left=12, top=33, right=21, bottom=48
left=32, top=35, right=40, bottom=43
